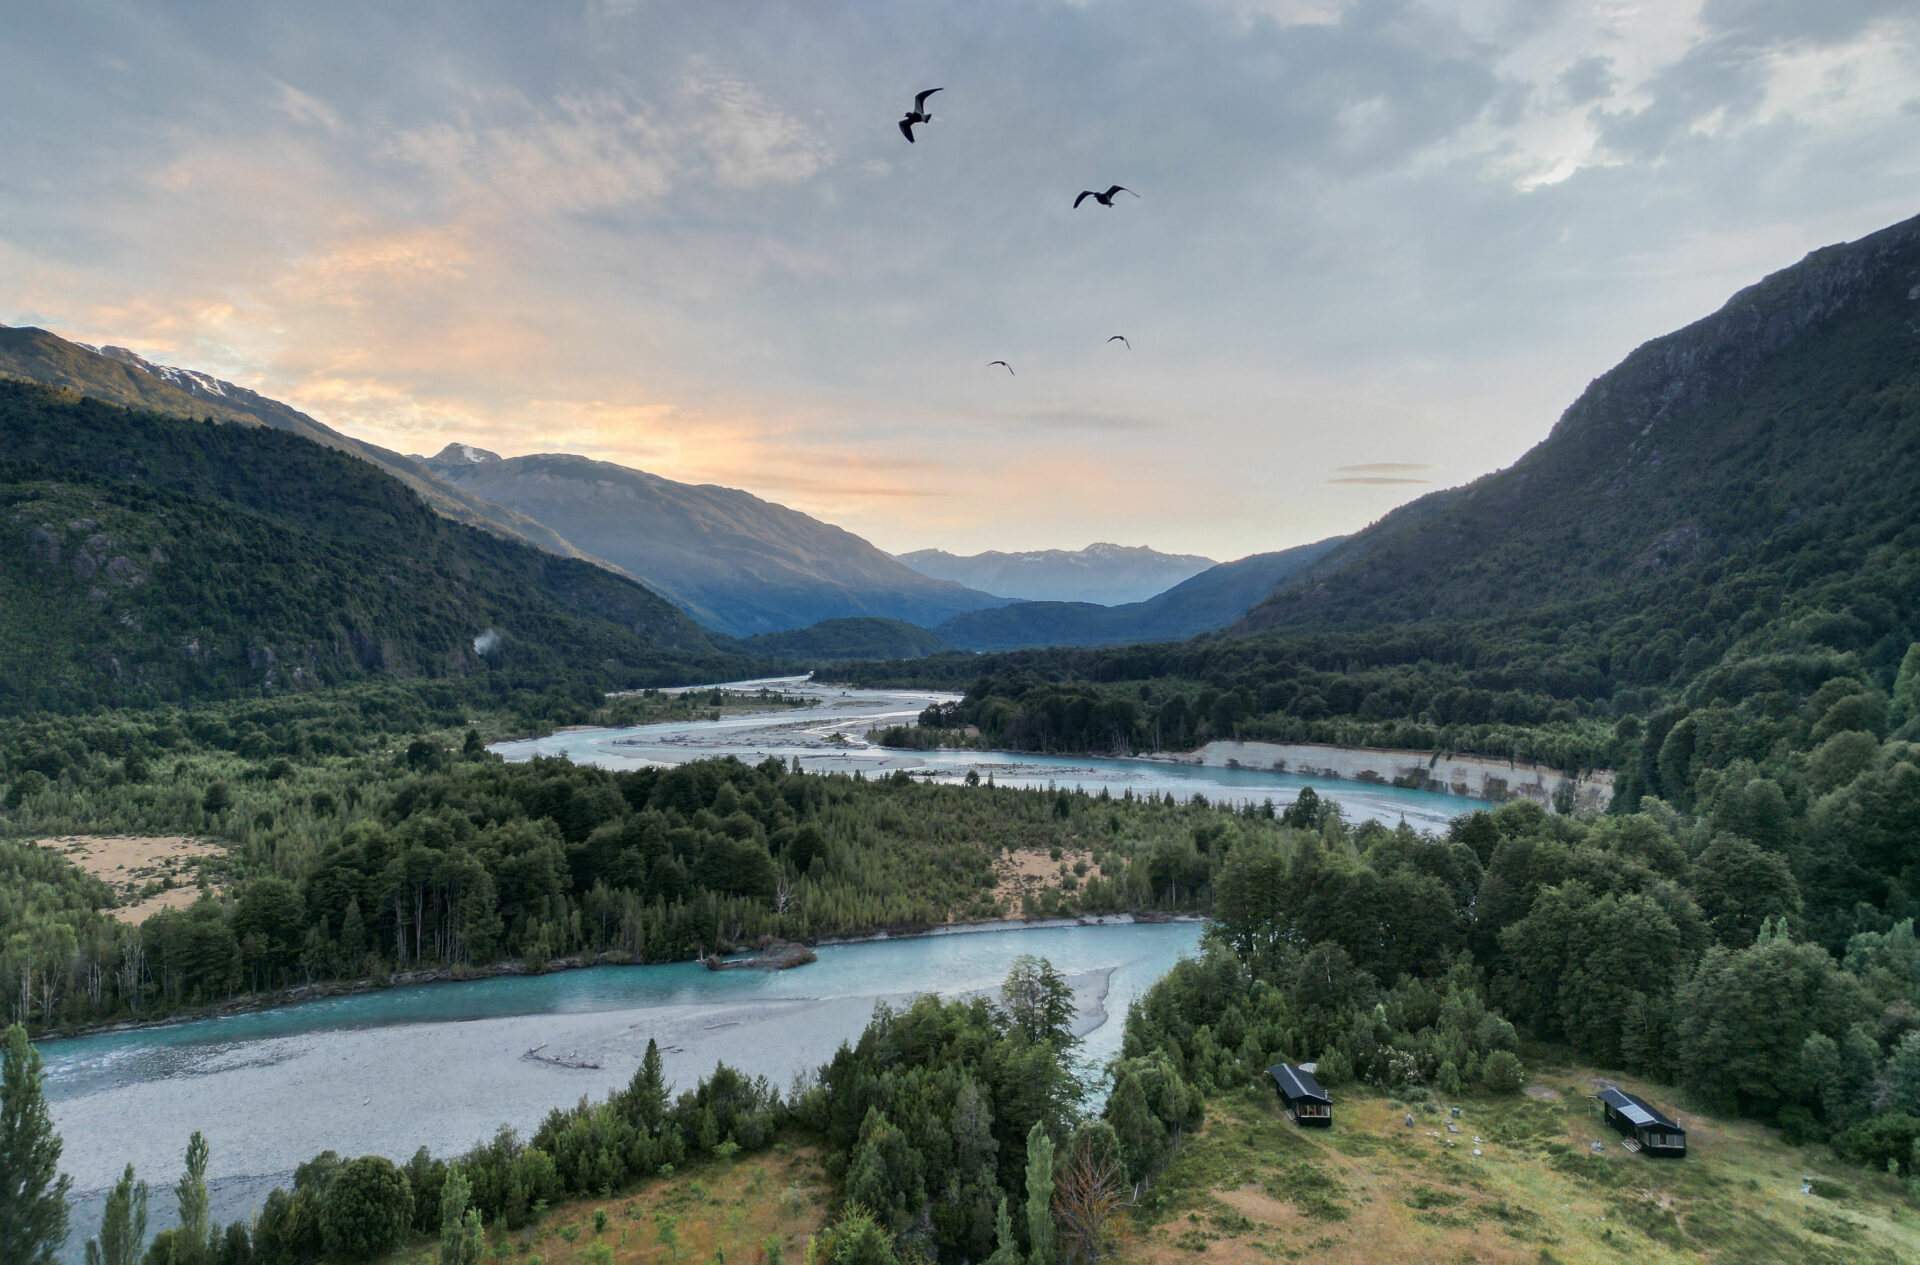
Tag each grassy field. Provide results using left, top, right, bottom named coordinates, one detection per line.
left=440, top=1144, right=830, bottom=1265
left=1127, top=1065, right=1920, bottom=1265
left=404, top=1061, right=1918, bottom=1265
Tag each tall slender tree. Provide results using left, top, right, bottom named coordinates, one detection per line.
left=439, top=1165, right=475, bottom=1265
left=84, top=1164, right=148, bottom=1265
left=1023, top=1123, right=1055, bottom=1265
left=174, top=1132, right=211, bottom=1262
left=0, top=1024, right=71, bottom=1265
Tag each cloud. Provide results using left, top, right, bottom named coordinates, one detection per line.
left=1333, top=462, right=1432, bottom=473
left=1, top=0, right=1916, bottom=556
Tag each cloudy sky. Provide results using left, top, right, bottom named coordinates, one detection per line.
left=3, top=1, right=1917, bottom=558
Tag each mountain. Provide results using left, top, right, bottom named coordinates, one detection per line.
left=0, top=325, right=592, bottom=562
left=861, top=211, right=1920, bottom=762
left=0, top=378, right=757, bottom=712
left=933, top=538, right=1344, bottom=651
left=416, top=447, right=1006, bottom=637
left=896, top=542, right=1216, bottom=605
left=741, top=617, right=953, bottom=663
left=1237, top=210, right=1920, bottom=657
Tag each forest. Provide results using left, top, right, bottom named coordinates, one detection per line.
left=0, top=677, right=1300, bottom=1034
left=0, top=379, right=769, bottom=712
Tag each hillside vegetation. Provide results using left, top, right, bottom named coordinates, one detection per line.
left=0, top=380, right=757, bottom=711
left=851, top=213, right=1920, bottom=776
left=741, top=617, right=954, bottom=662
left=0, top=324, right=591, bottom=559
left=419, top=449, right=1005, bottom=636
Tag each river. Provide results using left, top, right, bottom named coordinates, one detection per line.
left=45, top=922, right=1199, bottom=1256
left=489, top=676, right=1478, bottom=832
left=44, top=678, right=1480, bottom=1253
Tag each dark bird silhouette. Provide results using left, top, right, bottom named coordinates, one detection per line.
left=899, top=87, right=942, bottom=142
left=1073, top=185, right=1137, bottom=208
left=987, top=361, right=1014, bottom=375
left=1107, top=335, right=1130, bottom=349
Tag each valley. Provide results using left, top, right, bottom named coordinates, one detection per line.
left=2, top=27, right=1917, bottom=1265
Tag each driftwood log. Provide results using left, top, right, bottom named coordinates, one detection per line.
left=701, top=941, right=818, bottom=971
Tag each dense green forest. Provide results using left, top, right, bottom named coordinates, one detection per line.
left=740, top=618, right=953, bottom=663
left=0, top=678, right=1299, bottom=1033
left=0, top=379, right=769, bottom=712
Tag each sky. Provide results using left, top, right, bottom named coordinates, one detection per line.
left=3, top=1, right=1917, bottom=559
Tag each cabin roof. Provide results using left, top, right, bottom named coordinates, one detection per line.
left=1268, top=1063, right=1330, bottom=1104
left=1598, top=1087, right=1680, bottom=1131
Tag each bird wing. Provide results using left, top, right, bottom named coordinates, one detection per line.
left=1073, top=191, right=1095, bottom=208
left=988, top=361, right=1013, bottom=374
left=1109, top=336, right=1129, bottom=347
left=1107, top=185, right=1137, bottom=198
left=914, top=88, right=943, bottom=112
left=899, top=117, right=916, bottom=142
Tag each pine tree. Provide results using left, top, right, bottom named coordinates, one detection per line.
left=439, top=1165, right=473, bottom=1265
left=1023, top=1123, right=1055, bottom=1265
left=1, top=1024, right=71, bottom=1265
left=84, top=1165, right=147, bottom=1265
left=175, top=1132, right=211, bottom=1260
left=983, top=1197, right=1020, bottom=1265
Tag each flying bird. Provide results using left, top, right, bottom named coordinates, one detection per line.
left=899, top=87, right=942, bottom=142
left=987, top=361, right=1014, bottom=375
left=1073, top=185, right=1137, bottom=208
left=1107, top=335, right=1130, bottom=349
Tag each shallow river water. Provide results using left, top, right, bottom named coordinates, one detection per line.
left=44, top=678, right=1480, bottom=1252
left=490, top=676, right=1477, bottom=832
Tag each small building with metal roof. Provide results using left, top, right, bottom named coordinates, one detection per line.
left=1267, top=1063, right=1332, bottom=1128
left=1594, top=1087, right=1686, bottom=1157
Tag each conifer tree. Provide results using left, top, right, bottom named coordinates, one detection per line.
left=0, top=1024, right=71, bottom=1265
left=84, top=1164, right=148, bottom=1265
left=1023, top=1123, right=1055, bottom=1265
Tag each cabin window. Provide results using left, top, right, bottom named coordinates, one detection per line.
left=1297, top=1103, right=1329, bottom=1117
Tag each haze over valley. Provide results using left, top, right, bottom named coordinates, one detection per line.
left=5, top=5, right=1920, bottom=1265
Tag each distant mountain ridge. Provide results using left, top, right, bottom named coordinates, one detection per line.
left=932, top=538, right=1344, bottom=650
left=898, top=542, right=1215, bottom=605
left=417, top=447, right=1008, bottom=637
left=0, top=325, right=592, bottom=563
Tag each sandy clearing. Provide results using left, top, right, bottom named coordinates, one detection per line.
left=35, top=835, right=224, bottom=924
left=991, top=844, right=1097, bottom=907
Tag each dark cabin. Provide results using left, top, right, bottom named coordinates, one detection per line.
left=1596, top=1088, right=1686, bottom=1157
left=1267, top=1063, right=1332, bottom=1127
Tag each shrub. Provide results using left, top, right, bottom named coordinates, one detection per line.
left=1480, top=1050, right=1526, bottom=1093
left=320, top=1155, right=414, bottom=1262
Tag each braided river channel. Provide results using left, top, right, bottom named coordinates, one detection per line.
left=42, top=678, right=1479, bottom=1252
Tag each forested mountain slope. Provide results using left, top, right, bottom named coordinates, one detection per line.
left=417, top=447, right=1006, bottom=636
left=741, top=617, right=954, bottom=662
left=0, top=380, right=756, bottom=711
left=934, top=537, right=1344, bottom=650
left=1241, top=210, right=1920, bottom=663
left=0, top=324, right=593, bottom=561
left=897, top=541, right=1215, bottom=605
left=849, top=212, right=1920, bottom=776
